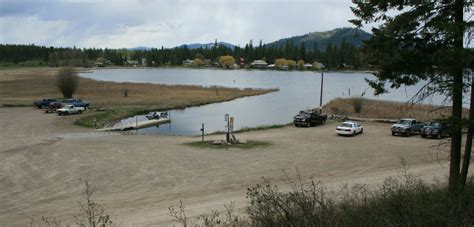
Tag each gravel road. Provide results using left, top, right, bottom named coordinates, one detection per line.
left=0, top=107, right=452, bottom=226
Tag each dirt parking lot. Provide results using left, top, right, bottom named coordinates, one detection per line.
left=0, top=107, right=453, bottom=226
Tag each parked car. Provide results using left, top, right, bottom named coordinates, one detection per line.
left=293, top=109, right=327, bottom=127
left=33, top=98, right=57, bottom=109
left=421, top=121, right=451, bottom=139
left=62, top=98, right=90, bottom=109
left=44, top=102, right=63, bottom=113
left=391, top=118, right=426, bottom=136
left=57, top=104, right=85, bottom=115
left=336, top=121, right=363, bottom=136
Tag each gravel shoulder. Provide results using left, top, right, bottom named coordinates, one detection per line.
left=0, top=107, right=452, bottom=226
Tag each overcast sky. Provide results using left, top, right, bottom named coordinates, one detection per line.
left=0, top=0, right=368, bottom=49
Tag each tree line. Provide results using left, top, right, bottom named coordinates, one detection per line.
left=0, top=39, right=365, bottom=69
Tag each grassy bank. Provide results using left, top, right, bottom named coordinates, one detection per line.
left=323, top=97, right=470, bottom=121
left=0, top=68, right=277, bottom=128
left=184, top=140, right=271, bottom=150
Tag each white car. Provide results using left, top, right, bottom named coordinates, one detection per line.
left=336, top=121, right=363, bottom=136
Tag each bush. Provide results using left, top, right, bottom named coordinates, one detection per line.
left=56, top=67, right=79, bottom=98
left=349, top=97, right=364, bottom=114
left=243, top=169, right=474, bottom=226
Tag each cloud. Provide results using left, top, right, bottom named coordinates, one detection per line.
left=0, top=0, right=362, bottom=48
left=0, top=15, right=70, bottom=46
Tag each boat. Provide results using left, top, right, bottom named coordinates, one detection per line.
left=145, top=111, right=168, bottom=120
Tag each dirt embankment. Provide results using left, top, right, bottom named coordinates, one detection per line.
left=0, top=107, right=453, bottom=226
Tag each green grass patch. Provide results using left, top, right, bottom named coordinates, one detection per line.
left=235, top=123, right=292, bottom=133
left=73, top=107, right=150, bottom=128
left=185, top=140, right=271, bottom=150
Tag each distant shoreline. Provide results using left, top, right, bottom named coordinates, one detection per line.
left=79, top=65, right=378, bottom=74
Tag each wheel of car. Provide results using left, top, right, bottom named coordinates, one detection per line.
left=421, top=134, right=427, bottom=138
left=78, top=110, right=82, bottom=114
left=392, top=131, right=396, bottom=136
left=436, top=133, right=442, bottom=139
left=360, top=128, right=363, bottom=134
left=405, top=130, right=410, bottom=137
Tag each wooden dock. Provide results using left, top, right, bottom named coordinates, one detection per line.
left=97, top=118, right=171, bottom=132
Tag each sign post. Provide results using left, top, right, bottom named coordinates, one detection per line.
left=225, top=114, right=230, bottom=142
left=201, top=123, right=205, bottom=142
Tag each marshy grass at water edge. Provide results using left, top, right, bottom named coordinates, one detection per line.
left=324, top=97, right=470, bottom=121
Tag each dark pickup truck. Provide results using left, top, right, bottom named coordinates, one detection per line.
left=293, top=110, right=327, bottom=127
left=391, top=118, right=426, bottom=136
left=62, top=98, right=90, bottom=109
left=33, top=98, right=57, bottom=108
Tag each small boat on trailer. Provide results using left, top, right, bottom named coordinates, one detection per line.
left=145, top=111, right=168, bottom=120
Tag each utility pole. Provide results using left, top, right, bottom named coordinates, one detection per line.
left=319, top=72, right=324, bottom=114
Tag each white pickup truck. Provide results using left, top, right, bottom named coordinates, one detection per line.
left=57, top=104, right=85, bottom=115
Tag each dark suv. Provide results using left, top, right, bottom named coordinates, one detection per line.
left=421, top=121, right=451, bottom=139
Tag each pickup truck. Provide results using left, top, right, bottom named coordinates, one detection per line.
left=293, top=110, right=327, bottom=127
left=62, top=98, right=90, bottom=109
left=391, top=118, right=426, bottom=136
left=33, top=98, right=57, bottom=109
left=57, top=104, right=85, bottom=115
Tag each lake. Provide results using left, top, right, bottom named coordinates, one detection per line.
left=80, top=68, right=447, bottom=135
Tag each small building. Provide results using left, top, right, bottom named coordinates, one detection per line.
left=250, top=60, right=268, bottom=69
left=126, top=60, right=139, bottom=66
left=203, top=59, right=212, bottom=67
left=182, top=59, right=194, bottom=66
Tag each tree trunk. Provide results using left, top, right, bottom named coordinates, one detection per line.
left=460, top=74, right=474, bottom=188
left=448, top=0, right=464, bottom=196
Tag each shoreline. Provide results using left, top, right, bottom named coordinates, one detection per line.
left=1, top=65, right=377, bottom=74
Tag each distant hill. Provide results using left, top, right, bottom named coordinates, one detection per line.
left=266, top=27, right=371, bottom=51
left=177, top=42, right=236, bottom=50
left=128, top=46, right=152, bottom=51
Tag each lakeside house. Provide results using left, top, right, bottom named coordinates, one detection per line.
left=250, top=60, right=268, bottom=69
left=182, top=59, right=194, bottom=66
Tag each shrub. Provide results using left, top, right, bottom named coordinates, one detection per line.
left=56, top=67, right=79, bottom=98
left=349, top=97, right=364, bottom=114
left=243, top=169, right=474, bottom=226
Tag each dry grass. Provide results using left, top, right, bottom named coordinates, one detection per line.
left=0, top=67, right=275, bottom=108
left=0, top=67, right=276, bottom=128
left=323, top=97, right=469, bottom=121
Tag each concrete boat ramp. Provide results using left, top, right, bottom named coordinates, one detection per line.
left=97, top=118, right=170, bottom=132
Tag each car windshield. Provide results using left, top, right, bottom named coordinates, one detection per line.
left=340, top=123, right=353, bottom=128
left=398, top=119, right=412, bottom=125
left=428, top=122, right=441, bottom=127
left=299, top=112, right=311, bottom=117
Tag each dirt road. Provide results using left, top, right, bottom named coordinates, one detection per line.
left=0, top=107, right=452, bottom=226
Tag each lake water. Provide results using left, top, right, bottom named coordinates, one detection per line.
left=80, top=68, right=447, bottom=135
